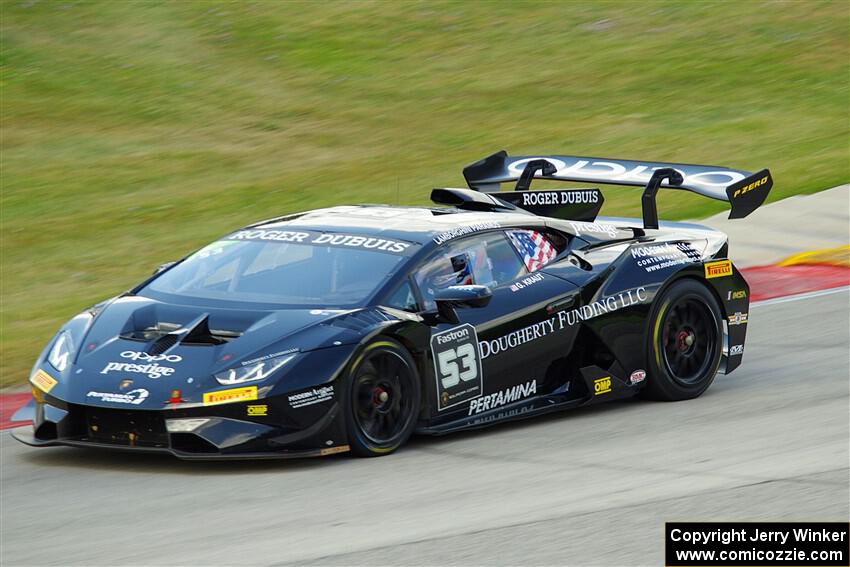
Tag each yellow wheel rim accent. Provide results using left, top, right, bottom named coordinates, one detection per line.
left=653, top=301, right=670, bottom=368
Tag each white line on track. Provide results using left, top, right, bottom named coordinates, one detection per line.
left=750, top=285, right=849, bottom=308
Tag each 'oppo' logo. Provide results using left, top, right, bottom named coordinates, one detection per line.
left=506, top=157, right=747, bottom=191
left=120, top=351, right=182, bottom=363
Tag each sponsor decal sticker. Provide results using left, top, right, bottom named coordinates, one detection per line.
left=247, top=404, right=268, bottom=416
left=479, top=318, right=557, bottom=359
left=320, top=445, right=350, bottom=456
left=431, top=324, right=483, bottom=411
left=479, top=287, right=648, bottom=359
left=203, top=386, right=258, bottom=406
left=569, top=221, right=618, bottom=238
left=228, top=229, right=413, bottom=254
left=629, top=370, right=647, bottom=385
left=288, top=385, right=334, bottom=409
left=433, top=221, right=501, bottom=245
left=594, top=376, right=612, bottom=395
left=469, top=380, right=537, bottom=415
left=631, top=242, right=702, bottom=273
left=87, top=388, right=149, bottom=405
left=704, top=259, right=733, bottom=279
left=120, top=351, right=182, bottom=362
left=100, top=351, right=182, bottom=379
left=510, top=272, right=545, bottom=292
left=729, top=344, right=744, bottom=356
left=168, top=389, right=183, bottom=404
left=505, top=157, right=746, bottom=191
left=241, top=348, right=298, bottom=367
left=731, top=174, right=769, bottom=199
left=31, top=369, right=58, bottom=394
left=728, top=311, right=749, bottom=326
left=230, top=230, right=310, bottom=243
left=520, top=190, right=599, bottom=206
left=471, top=405, right=531, bottom=426
left=728, top=289, right=747, bottom=300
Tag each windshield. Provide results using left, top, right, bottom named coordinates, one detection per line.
left=139, top=229, right=416, bottom=308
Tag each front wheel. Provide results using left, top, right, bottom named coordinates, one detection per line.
left=642, top=279, right=723, bottom=401
left=342, top=337, right=421, bottom=457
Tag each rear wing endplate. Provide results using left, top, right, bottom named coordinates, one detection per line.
left=462, top=151, right=772, bottom=228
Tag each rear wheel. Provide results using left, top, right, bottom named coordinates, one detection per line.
left=643, top=279, right=723, bottom=401
left=343, top=338, right=421, bottom=457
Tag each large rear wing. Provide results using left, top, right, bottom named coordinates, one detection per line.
left=461, top=150, right=772, bottom=228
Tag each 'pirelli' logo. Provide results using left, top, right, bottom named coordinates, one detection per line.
left=30, top=369, right=58, bottom=394
left=731, top=174, right=769, bottom=199
left=203, top=386, right=257, bottom=406
left=704, top=260, right=733, bottom=279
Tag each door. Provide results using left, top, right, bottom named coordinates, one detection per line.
left=414, top=229, right=579, bottom=423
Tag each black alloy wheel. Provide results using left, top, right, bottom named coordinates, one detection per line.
left=343, top=338, right=421, bottom=456
left=661, top=297, right=716, bottom=385
left=643, top=279, right=723, bottom=401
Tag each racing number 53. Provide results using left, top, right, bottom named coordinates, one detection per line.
left=430, top=323, right=484, bottom=410
left=437, top=343, right=477, bottom=389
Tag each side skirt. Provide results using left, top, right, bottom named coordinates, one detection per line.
left=416, top=365, right=640, bottom=435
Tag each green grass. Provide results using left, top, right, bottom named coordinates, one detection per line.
left=1, top=1, right=847, bottom=387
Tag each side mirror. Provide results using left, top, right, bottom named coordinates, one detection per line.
left=432, top=285, right=492, bottom=324
left=152, top=261, right=177, bottom=275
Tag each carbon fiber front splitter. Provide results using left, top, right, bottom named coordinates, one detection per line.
left=10, top=425, right=350, bottom=460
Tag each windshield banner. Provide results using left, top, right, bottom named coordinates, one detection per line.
left=225, top=229, right=419, bottom=255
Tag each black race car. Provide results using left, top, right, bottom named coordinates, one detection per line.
left=12, top=151, right=772, bottom=459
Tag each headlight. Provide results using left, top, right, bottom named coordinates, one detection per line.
left=48, top=331, right=75, bottom=372
left=214, top=353, right=298, bottom=385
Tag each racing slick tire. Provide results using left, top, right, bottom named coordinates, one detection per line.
left=342, top=337, right=421, bottom=457
left=642, top=279, right=723, bottom=401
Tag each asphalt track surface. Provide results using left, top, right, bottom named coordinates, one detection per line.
left=1, top=289, right=848, bottom=566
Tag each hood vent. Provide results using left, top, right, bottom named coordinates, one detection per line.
left=120, top=309, right=242, bottom=347
left=325, top=309, right=393, bottom=332
left=147, top=333, right=179, bottom=355
left=181, top=315, right=228, bottom=346
left=121, top=322, right=181, bottom=342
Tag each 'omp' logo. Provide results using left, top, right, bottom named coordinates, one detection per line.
left=704, top=260, right=733, bottom=279
left=247, top=404, right=268, bottom=416
left=594, top=377, right=612, bottom=395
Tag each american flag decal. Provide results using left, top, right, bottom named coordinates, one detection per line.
left=507, top=230, right=557, bottom=272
